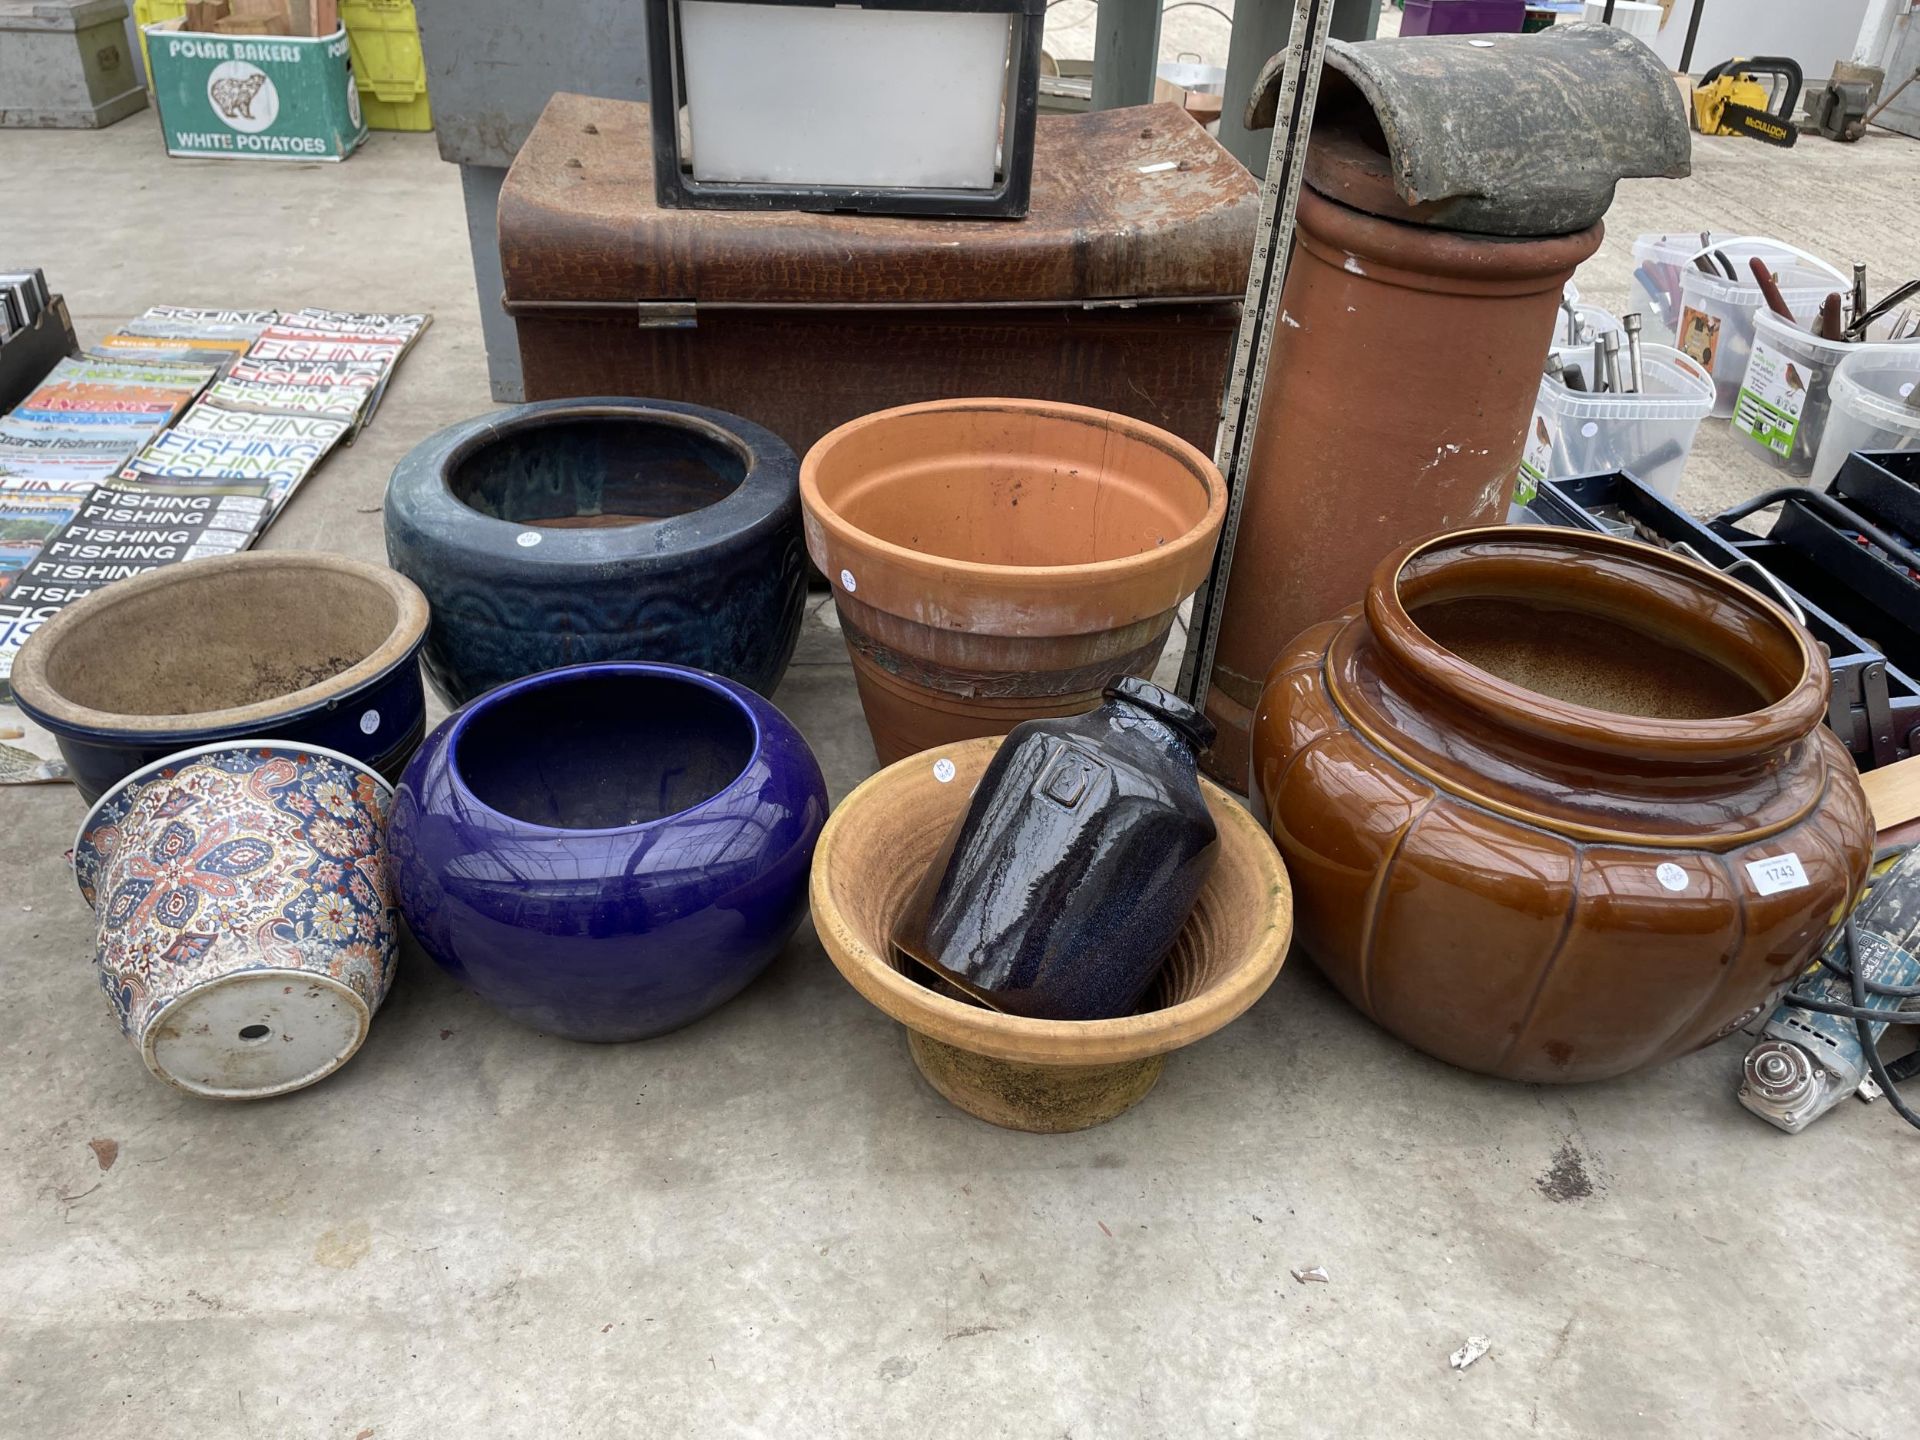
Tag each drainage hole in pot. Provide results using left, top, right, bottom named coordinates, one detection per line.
left=447, top=414, right=748, bottom=528
left=455, top=669, right=756, bottom=828
left=1412, top=597, right=1769, bottom=720
left=238, top=1024, right=271, bottom=1042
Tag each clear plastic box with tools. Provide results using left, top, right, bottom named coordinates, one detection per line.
left=1513, top=342, right=1715, bottom=510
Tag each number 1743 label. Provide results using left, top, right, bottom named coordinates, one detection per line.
left=1745, top=853, right=1809, bottom=896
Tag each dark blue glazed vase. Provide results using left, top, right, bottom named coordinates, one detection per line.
left=9, top=552, right=429, bottom=805
left=389, top=662, right=827, bottom=1042
left=384, top=398, right=806, bottom=706
left=893, top=679, right=1220, bottom=1021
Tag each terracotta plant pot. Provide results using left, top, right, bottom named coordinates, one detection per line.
left=74, top=741, right=398, bottom=1100
left=1250, top=526, right=1875, bottom=1084
left=811, top=736, right=1291, bottom=1132
left=11, top=552, right=429, bottom=804
left=1201, top=178, right=1604, bottom=786
left=800, top=398, right=1226, bottom=765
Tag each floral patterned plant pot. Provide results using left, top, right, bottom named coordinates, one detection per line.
left=74, top=741, right=399, bottom=1100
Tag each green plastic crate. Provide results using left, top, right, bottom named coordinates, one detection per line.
left=341, top=0, right=431, bottom=131
left=132, top=0, right=188, bottom=88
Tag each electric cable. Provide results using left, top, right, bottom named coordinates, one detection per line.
left=1887, top=1049, right=1920, bottom=1084
left=1161, top=2, right=1236, bottom=22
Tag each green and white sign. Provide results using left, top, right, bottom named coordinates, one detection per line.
left=144, top=24, right=367, bottom=163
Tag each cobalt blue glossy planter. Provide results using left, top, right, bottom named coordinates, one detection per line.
left=9, top=552, right=430, bottom=805
left=384, top=398, right=806, bottom=707
left=389, top=662, right=828, bottom=1042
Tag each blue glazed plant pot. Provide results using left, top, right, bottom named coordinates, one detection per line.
left=10, top=552, right=429, bottom=805
left=384, top=398, right=807, bottom=707
left=389, top=662, right=828, bottom=1042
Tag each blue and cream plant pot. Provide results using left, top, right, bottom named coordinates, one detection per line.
left=11, top=552, right=430, bottom=805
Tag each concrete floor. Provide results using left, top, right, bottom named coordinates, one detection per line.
left=4, top=107, right=1920, bottom=1438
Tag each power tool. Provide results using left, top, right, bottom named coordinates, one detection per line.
left=1693, top=57, right=1802, bottom=147
left=1740, top=845, right=1920, bottom=1134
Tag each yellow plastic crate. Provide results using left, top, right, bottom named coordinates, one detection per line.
left=132, top=0, right=188, bottom=89
left=341, top=0, right=432, bottom=131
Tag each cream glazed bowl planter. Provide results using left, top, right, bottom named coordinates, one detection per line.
left=73, top=740, right=399, bottom=1100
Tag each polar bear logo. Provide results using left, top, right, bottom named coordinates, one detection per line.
left=205, top=60, right=279, bottom=134
left=212, top=71, right=267, bottom=119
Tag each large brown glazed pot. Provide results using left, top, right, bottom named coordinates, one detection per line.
left=1201, top=181, right=1603, bottom=785
left=1250, top=527, right=1874, bottom=1084
left=811, top=736, right=1292, bottom=1132
left=800, top=399, right=1225, bottom=765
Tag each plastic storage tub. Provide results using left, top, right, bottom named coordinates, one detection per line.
left=677, top=0, right=1017, bottom=189
left=1811, top=348, right=1920, bottom=489
left=1513, top=343, right=1715, bottom=512
left=1675, top=237, right=1845, bottom=418
left=341, top=0, right=431, bottom=131
left=1732, top=309, right=1920, bottom=477
left=1631, top=230, right=1730, bottom=345
left=1400, top=0, right=1527, bottom=34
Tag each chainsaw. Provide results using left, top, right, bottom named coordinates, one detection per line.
left=1693, top=57, right=1802, bottom=147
